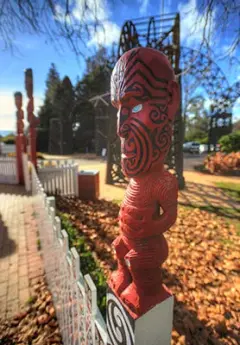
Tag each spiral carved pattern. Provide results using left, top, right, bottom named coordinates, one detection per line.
left=107, top=292, right=135, bottom=345
left=149, top=104, right=168, bottom=124
left=122, top=118, right=152, bottom=177
left=152, top=124, right=172, bottom=151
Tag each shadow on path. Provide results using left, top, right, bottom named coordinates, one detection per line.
left=179, top=182, right=239, bottom=218
left=0, top=184, right=28, bottom=196
left=0, top=219, right=16, bottom=259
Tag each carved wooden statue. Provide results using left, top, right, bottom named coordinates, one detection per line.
left=15, top=92, right=24, bottom=135
left=108, top=47, right=180, bottom=318
left=25, top=68, right=39, bottom=168
left=14, top=92, right=25, bottom=184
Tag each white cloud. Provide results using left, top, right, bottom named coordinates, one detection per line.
left=55, top=0, right=120, bottom=47
left=73, top=0, right=108, bottom=21
left=87, top=21, right=120, bottom=47
left=0, top=91, right=43, bottom=131
left=178, top=0, right=216, bottom=47
left=139, top=0, right=149, bottom=15
left=233, top=98, right=240, bottom=121
left=204, top=97, right=212, bottom=111
left=160, top=0, right=172, bottom=15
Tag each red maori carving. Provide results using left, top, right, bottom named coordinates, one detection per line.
left=14, top=92, right=25, bottom=184
left=108, top=47, right=180, bottom=318
left=25, top=69, right=39, bottom=168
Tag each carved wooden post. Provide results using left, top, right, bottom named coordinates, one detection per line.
left=107, top=47, right=179, bottom=345
left=25, top=68, right=39, bottom=168
left=14, top=92, right=25, bottom=184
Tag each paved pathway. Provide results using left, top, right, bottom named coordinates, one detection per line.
left=0, top=185, right=43, bottom=320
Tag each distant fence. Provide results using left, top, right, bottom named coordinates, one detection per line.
left=0, top=157, right=19, bottom=184
left=31, top=163, right=107, bottom=344
left=37, top=161, right=79, bottom=197
left=0, top=144, right=16, bottom=156
left=37, top=159, right=75, bottom=168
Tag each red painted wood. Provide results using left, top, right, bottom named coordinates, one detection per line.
left=108, top=47, right=180, bottom=317
left=25, top=69, right=39, bottom=169
left=78, top=172, right=100, bottom=201
left=14, top=92, right=25, bottom=184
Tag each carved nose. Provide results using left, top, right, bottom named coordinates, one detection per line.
left=117, top=107, right=130, bottom=138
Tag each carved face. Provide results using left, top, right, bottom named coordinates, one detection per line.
left=14, top=93, right=23, bottom=111
left=111, top=47, right=179, bottom=178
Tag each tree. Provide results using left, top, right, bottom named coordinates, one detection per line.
left=53, top=76, right=75, bottom=122
left=76, top=49, right=111, bottom=101
left=38, top=63, right=61, bottom=129
left=219, top=131, right=240, bottom=153
left=72, top=48, right=111, bottom=151
left=200, top=1, right=239, bottom=55
left=45, top=63, right=61, bottom=104
left=0, top=0, right=115, bottom=57
left=185, top=95, right=209, bottom=142
left=180, top=0, right=239, bottom=64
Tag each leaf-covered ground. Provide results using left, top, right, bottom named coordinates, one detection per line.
left=56, top=196, right=240, bottom=345
left=0, top=278, right=62, bottom=345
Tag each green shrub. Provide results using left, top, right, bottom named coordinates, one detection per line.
left=219, top=131, right=240, bottom=153
left=198, top=137, right=208, bottom=144
left=1, top=134, right=15, bottom=144
left=59, top=213, right=107, bottom=318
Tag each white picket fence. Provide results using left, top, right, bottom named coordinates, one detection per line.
left=31, top=163, right=107, bottom=345
left=0, top=157, right=19, bottom=184
left=37, top=162, right=79, bottom=197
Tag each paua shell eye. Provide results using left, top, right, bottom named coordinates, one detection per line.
left=132, top=104, right=143, bottom=113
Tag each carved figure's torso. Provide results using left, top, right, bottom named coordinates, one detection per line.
left=119, top=169, right=177, bottom=240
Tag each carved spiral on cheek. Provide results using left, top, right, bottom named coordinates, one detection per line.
left=107, top=293, right=135, bottom=345
left=149, top=108, right=167, bottom=124
left=152, top=124, right=172, bottom=162
left=122, top=119, right=153, bottom=177
left=119, top=123, right=131, bottom=137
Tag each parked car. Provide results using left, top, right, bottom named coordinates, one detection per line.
left=183, top=142, right=200, bottom=154
left=199, top=143, right=221, bottom=154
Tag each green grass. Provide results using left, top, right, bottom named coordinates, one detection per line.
left=32, top=211, right=38, bottom=218
left=26, top=295, right=37, bottom=305
left=219, top=238, right=235, bottom=246
left=180, top=204, right=240, bottom=236
left=58, top=212, right=107, bottom=318
left=215, top=182, right=240, bottom=202
left=37, top=239, right=41, bottom=251
left=112, top=199, right=122, bottom=206
left=180, top=203, right=239, bottom=220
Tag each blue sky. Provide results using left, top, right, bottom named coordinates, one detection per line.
left=0, top=0, right=239, bottom=131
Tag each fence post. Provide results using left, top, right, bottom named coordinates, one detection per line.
left=48, top=196, right=56, bottom=211
left=74, top=165, right=79, bottom=197
left=84, top=274, right=97, bottom=344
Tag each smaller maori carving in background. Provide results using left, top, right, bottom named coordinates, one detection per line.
left=108, top=47, right=179, bottom=321
left=25, top=69, right=39, bottom=168
left=14, top=92, right=25, bottom=184
left=14, top=92, right=24, bottom=135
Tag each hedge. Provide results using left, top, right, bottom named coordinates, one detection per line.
left=219, top=131, right=240, bottom=153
